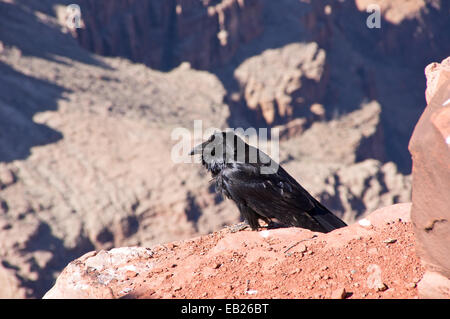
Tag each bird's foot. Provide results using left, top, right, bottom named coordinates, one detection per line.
left=227, top=222, right=250, bottom=233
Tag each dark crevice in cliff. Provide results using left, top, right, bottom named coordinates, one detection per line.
left=161, top=0, right=177, bottom=71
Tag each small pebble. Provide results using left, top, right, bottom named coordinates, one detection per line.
left=375, top=282, right=388, bottom=292
left=407, top=282, right=417, bottom=289
left=358, top=218, right=371, bottom=227
left=125, top=270, right=138, bottom=278
left=331, top=287, right=347, bottom=299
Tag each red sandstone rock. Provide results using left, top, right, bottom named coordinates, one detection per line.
left=44, top=203, right=423, bottom=299
left=409, top=57, right=450, bottom=298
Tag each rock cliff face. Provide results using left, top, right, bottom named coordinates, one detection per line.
left=76, top=0, right=263, bottom=70
left=233, top=42, right=328, bottom=125
left=409, top=57, right=450, bottom=298
left=302, top=0, right=450, bottom=173
left=306, top=0, right=450, bottom=67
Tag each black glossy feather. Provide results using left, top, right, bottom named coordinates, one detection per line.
left=190, top=131, right=347, bottom=233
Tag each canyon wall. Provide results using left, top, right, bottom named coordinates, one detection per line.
left=76, top=0, right=263, bottom=70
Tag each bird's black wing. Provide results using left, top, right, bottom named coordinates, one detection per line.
left=276, top=164, right=348, bottom=232
left=220, top=162, right=346, bottom=233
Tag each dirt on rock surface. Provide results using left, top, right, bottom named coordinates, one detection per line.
left=44, top=203, right=424, bottom=299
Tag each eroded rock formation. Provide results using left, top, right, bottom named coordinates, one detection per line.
left=76, top=0, right=263, bottom=70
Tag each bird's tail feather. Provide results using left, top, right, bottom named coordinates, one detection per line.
left=311, top=201, right=347, bottom=233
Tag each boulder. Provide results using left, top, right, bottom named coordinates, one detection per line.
left=409, top=57, right=450, bottom=298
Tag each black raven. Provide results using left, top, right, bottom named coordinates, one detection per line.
left=189, top=131, right=347, bottom=233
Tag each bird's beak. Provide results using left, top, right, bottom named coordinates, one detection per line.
left=189, top=141, right=207, bottom=156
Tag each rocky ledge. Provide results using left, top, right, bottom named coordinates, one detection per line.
left=44, top=203, right=423, bottom=299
